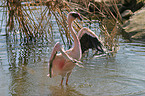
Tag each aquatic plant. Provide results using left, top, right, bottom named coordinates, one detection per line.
left=3, top=0, right=122, bottom=54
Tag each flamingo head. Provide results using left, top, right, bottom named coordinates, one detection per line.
left=67, top=12, right=82, bottom=22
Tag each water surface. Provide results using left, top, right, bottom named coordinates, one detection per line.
left=0, top=6, right=145, bottom=96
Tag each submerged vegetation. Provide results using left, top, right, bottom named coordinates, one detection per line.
left=1, top=0, right=123, bottom=55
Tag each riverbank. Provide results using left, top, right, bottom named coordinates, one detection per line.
left=122, top=6, right=145, bottom=41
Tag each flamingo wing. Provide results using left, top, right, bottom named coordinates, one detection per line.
left=78, top=28, right=104, bottom=54
left=48, top=42, right=83, bottom=78
left=48, top=43, right=60, bottom=78
left=49, top=51, right=57, bottom=78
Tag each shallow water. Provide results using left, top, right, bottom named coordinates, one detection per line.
left=1, top=35, right=145, bottom=96
left=1, top=7, right=145, bottom=96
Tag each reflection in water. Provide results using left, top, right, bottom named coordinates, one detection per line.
left=49, top=85, right=85, bottom=96
left=6, top=31, right=30, bottom=68
left=5, top=30, right=51, bottom=95
left=9, top=67, right=28, bottom=95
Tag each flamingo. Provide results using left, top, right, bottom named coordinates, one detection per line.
left=48, top=12, right=104, bottom=85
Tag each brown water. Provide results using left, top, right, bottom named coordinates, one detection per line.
left=1, top=6, right=145, bottom=96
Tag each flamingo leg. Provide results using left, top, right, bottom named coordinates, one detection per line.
left=60, top=77, right=64, bottom=86
left=66, top=72, right=72, bottom=85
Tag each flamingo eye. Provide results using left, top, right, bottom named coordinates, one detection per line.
left=71, top=13, right=79, bottom=18
left=71, top=13, right=82, bottom=21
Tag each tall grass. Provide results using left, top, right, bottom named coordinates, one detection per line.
left=4, top=0, right=121, bottom=53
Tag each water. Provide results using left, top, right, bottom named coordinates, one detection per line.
left=1, top=7, right=145, bottom=96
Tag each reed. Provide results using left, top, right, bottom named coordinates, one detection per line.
left=4, top=0, right=122, bottom=53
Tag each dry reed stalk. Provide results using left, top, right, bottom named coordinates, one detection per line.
left=5, top=0, right=122, bottom=54
left=87, top=0, right=120, bottom=52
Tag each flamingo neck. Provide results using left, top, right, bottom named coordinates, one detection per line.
left=68, top=20, right=82, bottom=59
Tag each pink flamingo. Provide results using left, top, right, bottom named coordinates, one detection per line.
left=48, top=12, right=104, bottom=85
